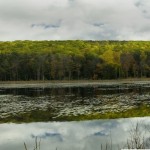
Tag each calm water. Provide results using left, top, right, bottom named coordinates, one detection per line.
left=0, top=84, right=150, bottom=121
left=0, top=83, right=150, bottom=149
left=0, top=117, right=150, bottom=150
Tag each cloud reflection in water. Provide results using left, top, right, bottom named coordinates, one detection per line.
left=0, top=117, right=150, bottom=150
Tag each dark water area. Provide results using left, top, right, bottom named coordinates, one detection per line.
left=0, top=84, right=150, bottom=97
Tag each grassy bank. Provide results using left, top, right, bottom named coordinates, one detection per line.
left=0, top=78, right=150, bottom=84
left=0, top=78, right=149, bottom=89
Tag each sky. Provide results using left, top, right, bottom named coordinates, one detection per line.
left=0, top=0, right=150, bottom=41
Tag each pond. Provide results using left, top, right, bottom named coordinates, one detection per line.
left=0, top=81, right=150, bottom=149
left=0, top=82, right=150, bottom=122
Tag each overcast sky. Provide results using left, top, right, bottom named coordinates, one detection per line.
left=0, top=0, right=150, bottom=41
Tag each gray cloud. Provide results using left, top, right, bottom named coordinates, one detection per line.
left=31, top=21, right=61, bottom=29
left=0, top=0, right=150, bottom=41
left=135, top=1, right=142, bottom=7
left=93, top=23, right=105, bottom=27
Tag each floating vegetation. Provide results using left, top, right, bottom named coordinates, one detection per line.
left=0, top=82, right=150, bottom=123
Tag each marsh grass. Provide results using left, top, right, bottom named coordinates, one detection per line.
left=56, top=105, right=150, bottom=121
left=24, top=137, right=41, bottom=150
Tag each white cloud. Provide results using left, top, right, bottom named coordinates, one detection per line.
left=0, top=0, right=150, bottom=41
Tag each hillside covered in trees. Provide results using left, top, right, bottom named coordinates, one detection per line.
left=0, top=40, right=150, bottom=81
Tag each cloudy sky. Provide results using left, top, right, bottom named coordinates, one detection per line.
left=0, top=0, right=150, bottom=41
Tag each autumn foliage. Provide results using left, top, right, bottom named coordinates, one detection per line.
left=0, top=40, right=149, bottom=81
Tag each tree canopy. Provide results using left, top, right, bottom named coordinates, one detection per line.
left=0, top=40, right=149, bottom=81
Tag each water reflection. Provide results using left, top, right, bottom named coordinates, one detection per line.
left=0, top=117, right=150, bottom=150
left=0, top=84, right=150, bottom=97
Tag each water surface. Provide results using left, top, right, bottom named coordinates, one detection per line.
left=0, top=117, right=150, bottom=150
left=0, top=82, right=150, bottom=149
left=0, top=83, right=150, bottom=121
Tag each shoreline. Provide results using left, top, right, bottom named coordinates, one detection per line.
left=0, top=78, right=150, bottom=88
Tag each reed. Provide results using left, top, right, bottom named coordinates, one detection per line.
left=24, top=137, right=41, bottom=150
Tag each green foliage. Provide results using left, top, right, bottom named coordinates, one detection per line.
left=0, top=40, right=150, bottom=80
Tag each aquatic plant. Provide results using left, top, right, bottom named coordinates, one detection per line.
left=24, top=137, right=41, bottom=150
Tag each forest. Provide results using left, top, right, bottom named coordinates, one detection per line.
left=0, top=40, right=150, bottom=81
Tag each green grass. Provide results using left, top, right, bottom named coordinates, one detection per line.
left=56, top=105, right=150, bottom=121
left=1, top=105, right=150, bottom=123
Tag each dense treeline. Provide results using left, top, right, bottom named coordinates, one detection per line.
left=0, top=40, right=150, bottom=81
